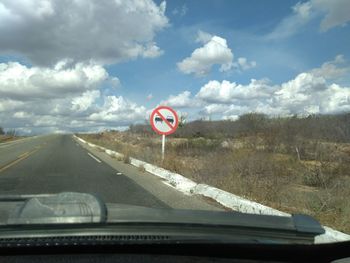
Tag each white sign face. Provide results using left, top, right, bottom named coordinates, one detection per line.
left=150, top=106, right=179, bottom=135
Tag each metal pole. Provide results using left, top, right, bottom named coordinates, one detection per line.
left=161, top=134, right=165, bottom=161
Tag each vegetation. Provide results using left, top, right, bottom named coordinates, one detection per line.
left=129, top=113, right=350, bottom=142
left=0, top=126, right=20, bottom=143
left=80, top=113, right=350, bottom=233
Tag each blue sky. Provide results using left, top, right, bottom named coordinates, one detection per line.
left=117, top=0, right=349, bottom=101
left=0, top=0, right=349, bottom=134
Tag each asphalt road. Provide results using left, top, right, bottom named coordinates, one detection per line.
left=0, top=134, right=169, bottom=208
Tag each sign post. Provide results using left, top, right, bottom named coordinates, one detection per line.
left=161, top=134, right=165, bottom=160
left=150, top=106, right=179, bottom=161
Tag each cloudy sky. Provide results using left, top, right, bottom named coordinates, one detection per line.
left=0, top=0, right=349, bottom=134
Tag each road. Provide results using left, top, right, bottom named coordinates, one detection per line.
left=0, top=134, right=219, bottom=210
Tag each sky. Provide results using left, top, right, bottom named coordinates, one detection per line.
left=0, top=0, right=349, bottom=134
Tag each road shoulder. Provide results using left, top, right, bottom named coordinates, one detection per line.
left=74, top=136, right=222, bottom=211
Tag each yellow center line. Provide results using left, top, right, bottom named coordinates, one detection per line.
left=0, top=148, right=40, bottom=173
left=17, top=151, right=30, bottom=158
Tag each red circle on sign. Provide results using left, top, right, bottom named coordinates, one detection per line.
left=150, top=106, right=179, bottom=135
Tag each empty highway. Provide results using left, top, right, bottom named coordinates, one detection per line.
left=0, top=135, right=219, bottom=210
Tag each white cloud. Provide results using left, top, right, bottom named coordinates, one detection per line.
left=109, top=77, right=121, bottom=88
left=267, top=0, right=350, bottom=39
left=275, top=72, right=350, bottom=114
left=196, top=79, right=274, bottom=103
left=309, top=54, right=349, bottom=79
left=0, top=99, right=24, bottom=112
left=0, top=94, right=147, bottom=134
left=141, top=42, right=164, bottom=58
left=0, top=1, right=169, bottom=134
left=174, top=56, right=350, bottom=119
left=0, top=0, right=168, bottom=66
left=172, top=4, right=188, bottom=17
left=201, top=104, right=231, bottom=115
left=235, top=57, right=257, bottom=71
left=325, top=83, right=350, bottom=112
left=201, top=104, right=249, bottom=117
left=293, top=1, right=313, bottom=19
left=274, top=72, right=327, bottom=113
left=266, top=1, right=314, bottom=40
left=71, top=90, right=100, bottom=112
left=33, top=115, right=59, bottom=127
left=177, top=35, right=234, bottom=76
left=196, top=73, right=349, bottom=118
left=313, top=0, right=350, bottom=32
left=13, top=111, right=33, bottom=119
left=195, top=30, right=213, bottom=44
left=89, top=96, right=146, bottom=123
left=161, top=91, right=197, bottom=108
left=0, top=61, right=108, bottom=100
left=178, top=32, right=257, bottom=76
left=0, top=61, right=147, bottom=134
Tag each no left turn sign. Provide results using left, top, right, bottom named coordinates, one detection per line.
left=150, top=106, right=179, bottom=135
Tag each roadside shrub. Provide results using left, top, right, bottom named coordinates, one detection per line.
left=161, top=152, right=186, bottom=174
left=138, top=164, right=146, bottom=173
left=123, top=151, right=131, bottom=164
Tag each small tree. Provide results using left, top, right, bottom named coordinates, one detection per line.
left=6, top=129, right=16, bottom=136
left=178, top=113, right=187, bottom=128
left=0, top=127, right=4, bottom=135
left=237, top=113, right=268, bottom=135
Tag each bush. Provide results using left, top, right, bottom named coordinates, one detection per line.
left=126, top=112, right=350, bottom=143
left=122, top=151, right=131, bottom=164
left=138, top=164, right=146, bottom=173
left=236, top=113, right=268, bottom=135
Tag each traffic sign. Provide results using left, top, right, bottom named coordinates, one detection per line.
left=150, top=106, right=179, bottom=135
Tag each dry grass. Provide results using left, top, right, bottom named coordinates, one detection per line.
left=138, top=164, right=146, bottom=173
left=0, top=135, right=21, bottom=143
left=79, top=131, right=350, bottom=233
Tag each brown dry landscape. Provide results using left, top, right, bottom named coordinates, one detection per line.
left=0, top=135, right=20, bottom=143
left=79, top=113, right=350, bottom=233
left=0, top=127, right=19, bottom=143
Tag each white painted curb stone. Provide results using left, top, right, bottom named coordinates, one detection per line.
left=192, top=184, right=289, bottom=216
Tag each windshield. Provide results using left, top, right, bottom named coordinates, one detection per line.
left=0, top=0, right=349, bottom=244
